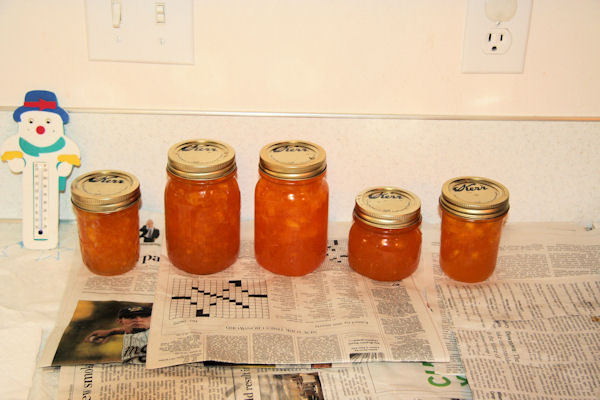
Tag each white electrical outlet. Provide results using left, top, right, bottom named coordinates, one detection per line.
left=483, top=29, right=511, bottom=54
left=462, top=0, right=532, bottom=73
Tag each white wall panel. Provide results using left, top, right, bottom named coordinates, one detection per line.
left=0, top=1, right=598, bottom=118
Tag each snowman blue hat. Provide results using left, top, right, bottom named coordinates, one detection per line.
left=13, top=90, right=69, bottom=124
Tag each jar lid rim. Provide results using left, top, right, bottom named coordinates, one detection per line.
left=354, top=186, right=421, bottom=229
left=167, top=139, right=236, bottom=180
left=440, top=176, right=509, bottom=219
left=71, top=170, right=140, bottom=212
left=259, top=140, right=326, bottom=180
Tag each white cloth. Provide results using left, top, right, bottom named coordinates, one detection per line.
left=0, top=325, right=42, bottom=400
left=0, top=221, right=79, bottom=399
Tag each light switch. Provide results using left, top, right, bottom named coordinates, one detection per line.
left=155, top=3, right=166, bottom=24
left=111, top=0, right=121, bottom=28
left=85, top=0, right=193, bottom=64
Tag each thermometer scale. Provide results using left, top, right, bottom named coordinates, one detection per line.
left=33, top=161, right=51, bottom=241
left=23, top=160, right=60, bottom=249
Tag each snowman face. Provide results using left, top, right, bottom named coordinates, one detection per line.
left=18, top=110, right=64, bottom=147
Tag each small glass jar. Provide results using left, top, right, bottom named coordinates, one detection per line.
left=255, top=140, right=329, bottom=276
left=348, top=187, right=422, bottom=281
left=439, top=176, right=509, bottom=283
left=71, top=170, right=141, bottom=276
left=165, top=139, right=240, bottom=274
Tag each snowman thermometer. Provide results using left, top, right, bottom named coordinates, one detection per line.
left=0, top=90, right=80, bottom=249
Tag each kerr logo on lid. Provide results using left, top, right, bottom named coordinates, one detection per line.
left=176, top=142, right=229, bottom=165
left=365, top=190, right=412, bottom=213
left=81, top=173, right=130, bottom=196
left=269, top=143, right=317, bottom=165
left=450, top=181, right=499, bottom=204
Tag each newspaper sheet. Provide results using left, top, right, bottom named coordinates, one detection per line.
left=429, top=225, right=600, bottom=400
left=147, top=232, right=448, bottom=368
left=421, top=224, right=600, bottom=374
left=39, top=212, right=164, bottom=367
left=455, top=316, right=600, bottom=400
left=46, top=221, right=599, bottom=399
left=438, top=275, right=600, bottom=329
left=57, top=361, right=471, bottom=400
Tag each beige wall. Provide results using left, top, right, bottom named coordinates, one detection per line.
left=1, top=0, right=599, bottom=118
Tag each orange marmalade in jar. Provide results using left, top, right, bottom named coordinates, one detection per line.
left=255, top=140, right=329, bottom=276
left=165, top=139, right=240, bottom=274
left=439, top=177, right=509, bottom=283
left=348, top=187, right=422, bottom=281
left=71, top=171, right=141, bottom=275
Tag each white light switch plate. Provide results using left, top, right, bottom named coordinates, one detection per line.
left=85, top=0, right=194, bottom=64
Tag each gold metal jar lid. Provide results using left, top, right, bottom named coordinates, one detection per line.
left=167, top=139, right=236, bottom=180
left=439, top=176, right=509, bottom=220
left=259, top=140, right=326, bottom=180
left=71, top=170, right=140, bottom=213
left=354, top=187, right=422, bottom=229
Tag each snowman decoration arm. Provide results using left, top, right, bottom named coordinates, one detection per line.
left=56, top=139, right=81, bottom=191
left=0, top=135, right=26, bottom=173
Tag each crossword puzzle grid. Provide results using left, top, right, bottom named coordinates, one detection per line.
left=326, top=239, right=348, bottom=264
left=169, top=279, right=269, bottom=319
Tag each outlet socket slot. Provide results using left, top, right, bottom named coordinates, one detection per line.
left=483, top=28, right=512, bottom=54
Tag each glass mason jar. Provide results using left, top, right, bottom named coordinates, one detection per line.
left=71, top=170, right=141, bottom=276
left=165, top=139, right=240, bottom=274
left=348, top=187, right=422, bottom=281
left=255, top=140, right=329, bottom=276
left=439, top=176, right=509, bottom=283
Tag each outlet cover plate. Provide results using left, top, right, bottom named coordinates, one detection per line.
left=85, top=0, right=194, bottom=64
left=462, top=0, right=532, bottom=73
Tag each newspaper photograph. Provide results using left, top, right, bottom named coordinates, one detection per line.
left=146, top=234, right=449, bottom=368
left=39, top=212, right=163, bottom=367
left=52, top=300, right=153, bottom=365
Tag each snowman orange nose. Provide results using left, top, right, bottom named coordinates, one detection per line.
left=36, top=126, right=45, bottom=134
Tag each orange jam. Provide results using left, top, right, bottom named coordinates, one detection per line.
left=71, top=171, right=141, bottom=275
left=254, top=141, right=329, bottom=276
left=348, top=187, right=422, bottom=281
left=439, top=177, right=509, bottom=283
left=164, top=139, right=240, bottom=274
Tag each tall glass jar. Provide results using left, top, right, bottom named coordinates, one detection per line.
left=348, top=187, right=422, bottom=281
left=71, top=170, right=141, bottom=276
left=165, top=139, right=240, bottom=274
left=255, top=140, right=329, bottom=276
left=439, top=176, right=509, bottom=283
